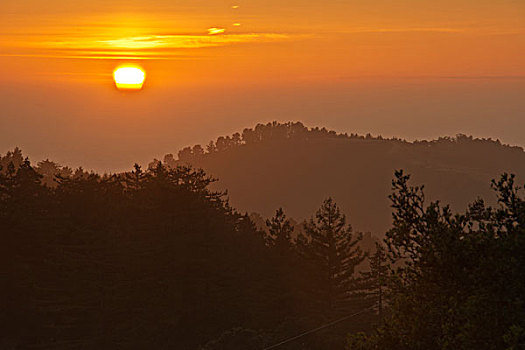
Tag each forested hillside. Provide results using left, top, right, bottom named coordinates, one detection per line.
left=2, top=144, right=524, bottom=349
left=0, top=154, right=375, bottom=349
left=164, top=122, right=525, bottom=235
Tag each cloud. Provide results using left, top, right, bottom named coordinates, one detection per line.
left=0, top=32, right=293, bottom=60
left=337, top=75, right=525, bottom=81
left=342, top=27, right=464, bottom=34
left=207, top=28, right=226, bottom=35
left=337, top=26, right=525, bottom=35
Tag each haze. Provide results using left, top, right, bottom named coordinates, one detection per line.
left=1, top=0, right=524, bottom=172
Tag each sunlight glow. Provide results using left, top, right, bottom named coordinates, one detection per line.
left=113, top=66, right=145, bottom=90
left=208, top=28, right=225, bottom=35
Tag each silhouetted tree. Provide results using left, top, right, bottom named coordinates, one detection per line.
left=301, top=198, right=365, bottom=315
left=0, top=147, right=24, bottom=173
left=163, top=153, right=176, bottom=167
left=265, top=208, right=294, bottom=250
left=178, top=146, right=193, bottom=162
left=192, top=144, right=205, bottom=157
left=347, top=171, right=525, bottom=350
left=359, top=243, right=389, bottom=320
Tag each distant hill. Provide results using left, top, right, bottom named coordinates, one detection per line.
left=160, top=122, right=525, bottom=236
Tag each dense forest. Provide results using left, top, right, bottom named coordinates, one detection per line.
left=1, top=150, right=376, bottom=349
left=1, top=124, right=525, bottom=349
left=163, top=122, right=525, bottom=236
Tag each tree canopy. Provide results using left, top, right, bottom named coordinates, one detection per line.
left=348, top=171, right=525, bottom=350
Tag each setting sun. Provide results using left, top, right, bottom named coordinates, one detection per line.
left=113, top=66, right=145, bottom=90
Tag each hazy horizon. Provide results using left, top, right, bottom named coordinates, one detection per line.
left=2, top=78, right=525, bottom=173
left=2, top=0, right=524, bottom=172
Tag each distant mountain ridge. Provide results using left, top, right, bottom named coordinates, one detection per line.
left=160, top=122, right=525, bottom=235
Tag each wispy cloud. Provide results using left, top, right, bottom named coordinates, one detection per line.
left=342, top=27, right=464, bottom=34
left=207, top=28, right=225, bottom=35
left=0, top=32, right=293, bottom=60
left=338, top=75, right=525, bottom=81
left=338, top=26, right=525, bottom=35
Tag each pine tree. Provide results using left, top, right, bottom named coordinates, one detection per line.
left=360, top=242, right=389, bottom=320
left=302, top=198, right=365, bottom=315
left=265, top=208, right=294, bottom=250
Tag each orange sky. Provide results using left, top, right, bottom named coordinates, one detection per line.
left=1, top=0, right=524, bottom=171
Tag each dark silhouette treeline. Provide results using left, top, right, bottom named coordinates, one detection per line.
left=172, top=121, right=522, bottom=163
left=2, top=139, right=525, bottom=349
left=1, top=151, right=376, bottom=349
left=164, top=122, right=525, bottom=236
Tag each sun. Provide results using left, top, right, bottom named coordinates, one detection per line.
left=113, top=66, right=146, bottom=91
